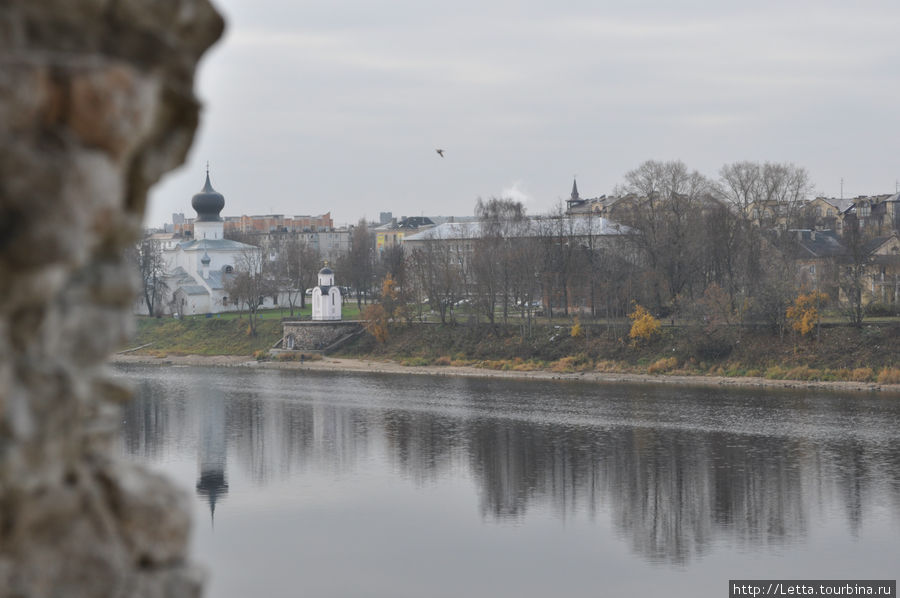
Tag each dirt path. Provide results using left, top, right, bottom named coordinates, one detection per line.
left=109, top=353, right=900, bottom=394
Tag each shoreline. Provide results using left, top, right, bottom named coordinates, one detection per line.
left=108, top=353, right=900, bottom=395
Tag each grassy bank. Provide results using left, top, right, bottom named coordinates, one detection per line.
left=126, top=303, right=368, bottom=356
left=127, top=315, right=284, bottom=356
left=336, top=322, right=900, bottom=385
left=124, top=314, right=900, bottom=385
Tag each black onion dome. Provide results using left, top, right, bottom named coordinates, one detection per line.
left=192, top=172, right=225, bottom=222
left=319, top=266, right=334, bottom=275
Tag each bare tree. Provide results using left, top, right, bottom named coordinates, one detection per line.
left=759, top=162, right=813, bottom=230
left=751, top=241, right=797, bottom=337
left=616, top=160, right=712, bottom=312
left=224, top=248, right=274, bottom=334
left=507, top=234, right=542, bottom=334
left=718, top=161, right=812, bottom=232
left=716, top=161, right=818, bottom=324
left=127, top=236, right=169, bottom=316
left=409, top=240, right=465, bottom=324
left=839, top=217, right=870, bottom=327
left=717, top=162, right=763, bottom=298
left=297, top=242, right=321, bottom=309
left=341, top=221, right=375, bottom=309
left=377, top=244, right=413, bottom=322
left=470, top=198, right=528, bottom=324
left=268, top=234, right=320, bottom=315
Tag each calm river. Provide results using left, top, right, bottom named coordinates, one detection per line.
left=113, top=365, right=900, bottom=598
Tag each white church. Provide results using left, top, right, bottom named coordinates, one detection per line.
left=135, top=171, right=267, bottom=316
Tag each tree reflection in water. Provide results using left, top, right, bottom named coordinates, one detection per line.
left=119, top=367, right=900, bottom=566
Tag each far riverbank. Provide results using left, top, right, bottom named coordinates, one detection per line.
left=125, top=316, right=900, bottom=391
left=109, top=353, right=900, bottom=395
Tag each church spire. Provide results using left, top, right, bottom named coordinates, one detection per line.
left=571, top=178, right=580, bottom=201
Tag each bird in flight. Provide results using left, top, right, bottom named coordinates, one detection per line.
left=435, top=149, right=445, bottom=157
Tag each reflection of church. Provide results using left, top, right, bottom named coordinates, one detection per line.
left=196, top=468, right=228, bottom=525
left=195, top=390, right=229, bottom=525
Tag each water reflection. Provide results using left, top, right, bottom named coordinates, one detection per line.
left=118, top=366, right=900, bottom=566
left=196, top=387, right=228, bottom=524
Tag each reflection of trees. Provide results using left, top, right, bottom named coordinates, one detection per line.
left=121, top=378, right=190, bottom=460
left=121, top=380, right=170, bottom=460
left=121, top=374, right=900, bottom=566
left=382, top=411, right=462, bottom=485
left=467, top=422, right=605, bottom=521
left=606, top=429, right=716, bottom=564
left=228, top=400, right=373, bottom=485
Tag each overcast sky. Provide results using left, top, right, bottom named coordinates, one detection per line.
left=145, top=0, right=900, bottom=228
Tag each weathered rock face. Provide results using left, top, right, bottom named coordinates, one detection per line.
left=0, top=1, right=223, bottom=596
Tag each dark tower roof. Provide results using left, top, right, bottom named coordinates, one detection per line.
left=319, top=266, right=334, bottom=276
left=192, top=171, right=225, bottom=222
left=196, top=469, right=228, bottom=528
left=571, top=178, right=580, bottom=201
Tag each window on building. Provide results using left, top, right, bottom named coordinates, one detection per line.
left=859, top=203, right=871, bottom=217
left=258, top=296, right=264, bottom=306
left=273, top=295, right=278, bottom=305
left=223, top=296, right=228, bottom=305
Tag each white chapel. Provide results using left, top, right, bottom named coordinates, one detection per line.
left=311, top=265, right=342, bottom=321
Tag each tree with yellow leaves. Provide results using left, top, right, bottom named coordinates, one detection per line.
left=379, top=273, right=405, bottom=322
left=363, top=304, right=389, bottom=343
left=628, top=303, right=661, bottom=344
left=786, top=290, right=828, bottom=337
left=570, top=317, right=583, bottom=338
left=363, top=273, right=410, bottom=344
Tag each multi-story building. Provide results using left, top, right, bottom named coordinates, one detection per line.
left=374, top=216, right=435, bottom=254
left=174, top=212, right=335, bottom=237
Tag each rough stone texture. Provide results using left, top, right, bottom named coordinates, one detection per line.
left=283, top=321, right=364, bottom=352
left=0, top=1, right=223, bottom=597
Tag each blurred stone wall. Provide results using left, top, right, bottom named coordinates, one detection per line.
left=0, top=2, right=223, bottom=596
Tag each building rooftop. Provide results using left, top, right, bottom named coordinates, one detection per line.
left=181, top=285, right=209, bottom=296
left=793, top=230, right=846, bottom=258
left=178, top=238, right=258, bottom=251
left=403, top=216, right=630, bottom=242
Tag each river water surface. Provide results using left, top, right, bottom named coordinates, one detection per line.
left=114, top=365, right=900, bottom=598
